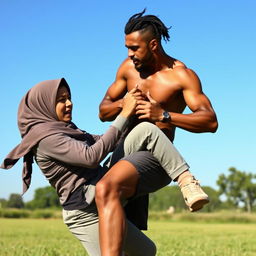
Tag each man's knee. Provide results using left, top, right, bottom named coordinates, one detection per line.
left=132, top=122, right=160, bottom=141
left=95, top=179, right=119, bottom=207
left=124, top=122, right=157, bottom=153
left=135, top=122, right=156, bottom=133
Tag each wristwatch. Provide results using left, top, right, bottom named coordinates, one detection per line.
left=161, top=111, right=171, bottom=123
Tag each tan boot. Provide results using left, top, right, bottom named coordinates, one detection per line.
left=180, top=176, right=209, bottom=212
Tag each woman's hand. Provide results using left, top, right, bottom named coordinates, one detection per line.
left=120, top=87, right=140, bottom=117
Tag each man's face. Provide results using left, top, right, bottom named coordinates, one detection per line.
left=125, top=31, right=154, bottom=71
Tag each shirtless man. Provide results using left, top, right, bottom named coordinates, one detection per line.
left=99, top=11, right=217, bottom=139
left=96, top=10, right=218, bottom=256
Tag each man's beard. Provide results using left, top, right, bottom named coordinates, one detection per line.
left=133, top=54, right=154, bottom=73
left=134, top=61, right=154, bottom=73
left=134, top=63, right=144, bottom=72
left=133, top=59, right=151, bottom=72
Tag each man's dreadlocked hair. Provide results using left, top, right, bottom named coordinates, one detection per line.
left=124, top=9, right=170, bottom=42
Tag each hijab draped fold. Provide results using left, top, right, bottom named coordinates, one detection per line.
left=1, top=78, right=90, bottom=194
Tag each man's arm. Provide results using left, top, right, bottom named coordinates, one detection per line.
left=171, top=68, right=218, bottom=133
left=99, top=62, right=128, bottom=122
left=136, top=68, right=218, bottom=133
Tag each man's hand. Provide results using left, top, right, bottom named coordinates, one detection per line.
left=136, top=93, right=164, bottom=122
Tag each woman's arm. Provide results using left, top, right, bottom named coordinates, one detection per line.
left=38, top=115, right=129, bottom=168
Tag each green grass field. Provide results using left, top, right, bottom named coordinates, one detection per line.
left=1, top=218, right=256, bottom=256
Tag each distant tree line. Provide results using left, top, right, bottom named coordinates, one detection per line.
left=149, top=167, right=256, bottom=213
left=0, top=186, right=60, bottom=210
left=1, top=167, right=256, bottom=212
left=149, top=185, right=221, bottom=213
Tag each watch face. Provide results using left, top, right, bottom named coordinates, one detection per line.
left=162, top=111, right=170, bottom=122
left=163, top=111, right=169, bottom=119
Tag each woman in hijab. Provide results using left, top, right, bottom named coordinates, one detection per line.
left=1, top=78, right=208, bottom=256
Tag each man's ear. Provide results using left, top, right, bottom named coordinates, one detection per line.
left=149, top=39, right=158, bottom=51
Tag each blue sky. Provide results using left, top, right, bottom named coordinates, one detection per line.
left=1, top=0, right=255, bottom=202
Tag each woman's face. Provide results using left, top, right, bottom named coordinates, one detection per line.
left=55, top=86, right=72, bottom=122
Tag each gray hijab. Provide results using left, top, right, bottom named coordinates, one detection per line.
left=1, top=78, right=90, bottom=194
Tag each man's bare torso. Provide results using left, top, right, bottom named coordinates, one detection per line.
left=124, top=58, right=187, bottom=141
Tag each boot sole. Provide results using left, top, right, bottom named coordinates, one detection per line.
left=189, top=198, right=209, bottom=212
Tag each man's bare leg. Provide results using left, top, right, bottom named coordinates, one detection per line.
left=95, top=160, right=139, bottom=256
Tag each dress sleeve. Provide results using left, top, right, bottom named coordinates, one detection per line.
left=90, top=115, right=129, bottom=142
left=38, top=116, right=129, bottom=168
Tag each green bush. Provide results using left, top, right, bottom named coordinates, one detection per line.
left=0, top=208, right=62, bottom=219
left=148, top=210, right=256, bottom=223
left=31, top=210, right=55, bottom=218
left=0, top=208, right=30, bottom=218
